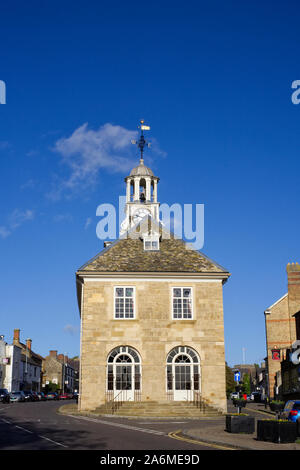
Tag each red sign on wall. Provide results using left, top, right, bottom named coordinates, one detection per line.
left=272, top=349, right=280, bottom=361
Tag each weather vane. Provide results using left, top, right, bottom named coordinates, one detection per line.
left=131, top=119, right=151, bottom=163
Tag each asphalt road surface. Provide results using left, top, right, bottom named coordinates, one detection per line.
left=0, top=400, right=218, bottom=451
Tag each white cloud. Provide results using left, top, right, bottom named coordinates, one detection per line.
left=48, top=122, right=166, bottom=199
left=0, top=209, right=35, bottom=239
left=50, top=123, right=137, bottom=197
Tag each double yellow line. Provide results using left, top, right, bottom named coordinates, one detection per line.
left=168, top=430, right=236, bottom=450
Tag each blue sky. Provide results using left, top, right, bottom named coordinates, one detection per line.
left=0, top=0, right=300, bottom=366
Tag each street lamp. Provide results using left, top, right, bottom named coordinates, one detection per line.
left=62, top=352, right=67, bottom=394
left=24, top=343, right=28, bottom=389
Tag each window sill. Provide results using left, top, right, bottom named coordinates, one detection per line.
left=112, top=318, right=138, bottom=321
left=172, top=319, right=196, bottom=323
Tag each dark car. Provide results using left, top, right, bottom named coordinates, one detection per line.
left=37, top=392, right=46, bottom=401
left=0, top=388, right=10, bottom=403
left=282, top=400, right=300, bottom=434
left=23, top=390, right=35, bottom=402
left=251, top=392, right=261, bottom=403
left=31, top=391, right=40, bottom=401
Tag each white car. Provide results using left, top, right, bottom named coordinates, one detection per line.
left=230, top=392, right=239, bottom=399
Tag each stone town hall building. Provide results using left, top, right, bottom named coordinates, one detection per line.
left=76, top=127, right=230, bottom=413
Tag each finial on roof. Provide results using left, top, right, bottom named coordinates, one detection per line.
left=131, top=119, right=151, bottom=163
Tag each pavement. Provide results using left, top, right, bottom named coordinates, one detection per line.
left=59, top=401, right=300, bottom=451
left=182, top=402, right=300, bottom=450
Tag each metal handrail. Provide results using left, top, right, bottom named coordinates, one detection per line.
left=193, top=390, right=204, bottom=410
left=106, top=389, right=127, bottom=414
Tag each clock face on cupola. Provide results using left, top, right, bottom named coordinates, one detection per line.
left=120, top=120, right=160, bottom=235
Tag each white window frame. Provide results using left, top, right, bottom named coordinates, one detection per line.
left=172, top=287, right=193, bottom=320
left=114, top=286, right=136, bottom=319
left=143, top=235, right=160, bottom=251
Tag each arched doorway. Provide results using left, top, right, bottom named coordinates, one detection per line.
left=166, top=346, right=200, bottom=401
left=107, top=346, right=141, bottom=401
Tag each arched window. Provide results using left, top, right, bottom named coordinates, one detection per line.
left=166, top=346, right=201, bottom=400
left=107, top=346, right=141, bottom=401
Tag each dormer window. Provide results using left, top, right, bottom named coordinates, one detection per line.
left=143, top=235, right=160, bottom=251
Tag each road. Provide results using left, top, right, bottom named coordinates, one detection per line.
left=0, top=400, right=219, bottom=451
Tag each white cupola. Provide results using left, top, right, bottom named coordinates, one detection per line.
left=120, top=120, right=160, bottom=235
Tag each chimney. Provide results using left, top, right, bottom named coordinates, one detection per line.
left=26, top=339, right=32, bottom=351
left=13, top=329, right=20, bottom=344
left=287, top=262, right=300, bottom=314
left=49, top=350, right=57, bottom=359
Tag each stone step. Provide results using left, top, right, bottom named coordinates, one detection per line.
left=93, top=400, right=222, bottom=417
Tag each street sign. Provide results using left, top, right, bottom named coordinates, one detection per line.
left=234, top=371, right=241, bottom=382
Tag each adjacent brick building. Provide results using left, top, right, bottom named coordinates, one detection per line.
left=264, top=262, right=300, bottom=399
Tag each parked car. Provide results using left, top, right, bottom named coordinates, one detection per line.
left=9, top=391, right=26, bottom=402
left=23, top=390, right=36, bottom=402
left=0, top=388, right=10, bottom=403
left=37, top=392, right=46, bottom=401
left=230, top=392, right=239, bottom=399
left=59, top=393, right=69, bottom=400
left=282, top=400, right=300, bottom=434
left=46, top=392, right=59, bottom=400
left=251, top=392, right=261, bottom=403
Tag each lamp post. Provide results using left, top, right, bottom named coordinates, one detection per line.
left=24, top=343, right=28, bottom=390
left=62, top=352, right=67, bottom=394
left=62, top=355, right=65, bottom=394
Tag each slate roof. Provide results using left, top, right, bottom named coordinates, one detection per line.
left=77, top=236, right=229, bottom=275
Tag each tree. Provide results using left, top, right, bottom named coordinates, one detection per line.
left=242, top=373, right=251, bottom=395
left=44, top=381, right=60, bottom=394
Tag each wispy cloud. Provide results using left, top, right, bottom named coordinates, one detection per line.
left=53, top=213, right=73, bottom=223
left=84, top=217, right=92, bottom=230
left=0, top=209, right=35, bottom=239
left=0, top=226, right=10, bottom=239
left=20, top=179, right=36, bottom=190
left=0, top=141, right=11, bottom=150
left=9, top=209, right=35, bottom=230
left=63, top=324, right=79, bottom=336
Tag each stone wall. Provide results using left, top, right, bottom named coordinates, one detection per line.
left=79, top=279, right=227, bottom=413
left=42, top=353, right=63, bottom=388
